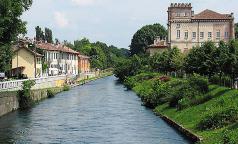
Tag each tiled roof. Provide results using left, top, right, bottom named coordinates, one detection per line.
left=36, top=43, right=79, bottom=54
left=13, top=45, right=43, bottom=57
left=78, top=54, right=90, bottom=59
left=193, top=9, right=232, bottom=20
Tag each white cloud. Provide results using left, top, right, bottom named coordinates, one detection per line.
left=54, top=12, right=69, bottom=28
left=71, top=0, right=95, bottom=6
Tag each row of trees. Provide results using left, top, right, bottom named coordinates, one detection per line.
left=65, top=38, right=130, bottom=70
left=115, top=40, right=238, bottom=88
left=35, top=26, right=53, bottom=43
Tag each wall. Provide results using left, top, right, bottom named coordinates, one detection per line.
left=0, top=87, right=63, bottom=117
left=12, top=48, right=35, bottom=78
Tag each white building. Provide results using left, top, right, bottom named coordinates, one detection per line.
left=36, top=43, right=79, bottom=76
left=168, top=3, right=235, bottom=52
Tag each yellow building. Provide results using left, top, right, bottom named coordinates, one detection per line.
left=12, top=44, right=43, bottom=78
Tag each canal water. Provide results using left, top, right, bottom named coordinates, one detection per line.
left=0, top=76, right=191, bottom=144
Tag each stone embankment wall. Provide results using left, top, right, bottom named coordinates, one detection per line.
left=0, top=87, right=63, bottom=117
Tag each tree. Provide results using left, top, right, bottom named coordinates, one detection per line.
left=45, top=27, right=53, bottom=43
left=184, top=41, right=218, bottom=78
left=35, top=26, right=42, bottom=41
left=130, top=23, right=167, bottom=55
left=235, top=23, right=238, bottom=39
left=0, top=0, right=32, bottom=72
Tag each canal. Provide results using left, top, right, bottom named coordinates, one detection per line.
left=0, top=76, right=191, bottom=144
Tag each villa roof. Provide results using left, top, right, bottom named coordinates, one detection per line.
left=36, top=43, right=79, bottom=54
left=13, top=45, right=43, bottom=57
left=78, top=54, right=90, bottom=59
left=193, top=9, right=233, bottom=20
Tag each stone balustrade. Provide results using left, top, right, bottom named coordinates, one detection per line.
left=0, top=75, right=72, bottom=92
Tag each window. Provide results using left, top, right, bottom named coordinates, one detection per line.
left=177, top=30, right=180, bottom=39
left=216, top=30, right=220, bottom=39
left=200, top=32, right=204, bottom=39
left=225, top=32, right=229, bottom=38
left=208, top=32, right=212, bottom=39
left=192, top=32, right=196, bottom=39
left=184, top=31, right=188, bottom=39
left=176, top=13, right=180, bottom=17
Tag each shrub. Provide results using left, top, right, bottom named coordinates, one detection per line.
left=63, top=84, right=70, bottom=91
left=187, top=74, right=209, bottom=93
left=197, top=107, right=238, bottom=130
left=47, top=89, right=55, bottom=98
left=210, top=74, right=220, bottom=85
left=159, top=76, right=170, bottom=82
left=222, top=130, right=237, bottom=144
left=18, top=80, right=36, bottom=109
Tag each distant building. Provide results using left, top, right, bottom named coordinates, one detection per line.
left=36, top=42, right=79, bottom=76
left=167, top=3, right=235, bottom=52
left=146, top=37, right=168, bottom=56
left=12, top=40, right=43, bottom=78
left=78, top=54, right=90, bottom=73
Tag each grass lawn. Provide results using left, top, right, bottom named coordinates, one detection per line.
left=154, top=85, right=238, bottom=143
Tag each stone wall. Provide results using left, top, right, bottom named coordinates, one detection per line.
left=0, top=91, right=19, bottom=117
left=0, top=87, right=63, bottom=117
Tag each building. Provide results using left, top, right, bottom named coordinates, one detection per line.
left=12, top=41, right=43, bottom=78
left=167, top=3, right=235, bottom=52
left=78, top=54, right=90, bottom=73
left=146, top=37, right=168, bottom=56
left=36, top=43, right=79, bottom=76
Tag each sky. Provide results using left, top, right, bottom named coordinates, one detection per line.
left=22, top=0, right=238, bottom=48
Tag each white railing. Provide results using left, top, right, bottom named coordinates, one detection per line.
left=0, top=75, right=71, bottom=92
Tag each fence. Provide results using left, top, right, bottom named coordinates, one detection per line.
left=0, top=75, right=73, bottom=92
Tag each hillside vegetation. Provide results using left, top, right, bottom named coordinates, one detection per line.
left=124, top=72, right=238, bottom=143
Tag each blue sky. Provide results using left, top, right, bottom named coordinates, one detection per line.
left=22, top=0, right=238, bottom=48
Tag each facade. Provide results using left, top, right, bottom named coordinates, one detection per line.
left=168, top=3, right=235, bottom=52
left=12, top=42, right=43, bottom=78
left=78, top=55, right=90, bottom=73
left=36, top=43, right=79, bottom=76
left=146, top=37, right=168, bottom=56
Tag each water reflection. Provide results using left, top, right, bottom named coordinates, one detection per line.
left=0, top=76, right=191, bottom=144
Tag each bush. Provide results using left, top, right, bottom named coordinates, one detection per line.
left=47, top=89, right=55, bottom=98
left=210, top=74, right=220, bottom=85
left=18, top=80, right=36, bottom=109
left=159, top=76, right=170, bottom=82
left=187, top=74, right=209, bottom=93
left=63, top=84, right=70, bottom=91
left=222, top=130, right=237, bottom=144
left=197, top=107, right=238, bottom=130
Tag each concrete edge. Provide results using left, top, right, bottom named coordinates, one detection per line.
left=154, top=112, right=203, bottom=143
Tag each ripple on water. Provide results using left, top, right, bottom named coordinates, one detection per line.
left=0, top=76, right=191, bottom=144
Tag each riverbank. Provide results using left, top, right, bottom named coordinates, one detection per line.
left=0, top=72, right=112, bottom=118
left=122, top=72, right=238, bottom=143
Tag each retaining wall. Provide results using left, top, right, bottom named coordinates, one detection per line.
left=0, top=87, right=63, bottom=117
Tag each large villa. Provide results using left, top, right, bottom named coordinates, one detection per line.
left=147, top=3, right=235, bottom=55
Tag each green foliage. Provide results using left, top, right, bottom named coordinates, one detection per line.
left=35, top=26, right=53, bottom=43
left=197, top=107, right=238, bottom=130
left=130, top=23, right=167, bottom=55
left=187, top=74, right=209, bottom=93
left=18, top=80, right=36, bottom=109
left=0, top=0, right=32, bottom=72
left=47, top=89, right=55, bottom=98
left=114, top=55, right=150, bottom=81
left=72, top=38, right=129, bottom=70
left=150, top=47, right=184, bottom=74
left=63, top=84, right=70, bottom=91
left=184, top=41, right=218, bottom=77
